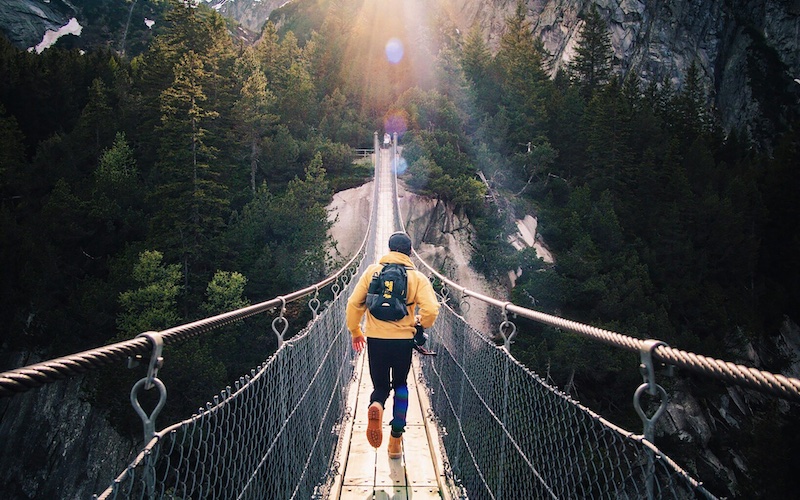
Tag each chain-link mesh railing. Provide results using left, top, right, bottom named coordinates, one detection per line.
left=10, top=134, right=796, bottom=499
left=92, top=143, right=385, bottom=500
left=417, top=307, right=715, bottom=499
left=95, top=273, right=362, bottom=500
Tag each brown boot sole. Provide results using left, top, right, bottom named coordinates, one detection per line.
left=366, top=404, right=383, bottom=448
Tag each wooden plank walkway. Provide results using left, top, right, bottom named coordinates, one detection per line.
left=329, top=144, right=452, bottom=499
left=331, top=350, right=451, bottom=499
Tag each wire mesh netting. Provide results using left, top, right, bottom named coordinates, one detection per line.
left=95, top=274, right=363, bottom=500
left=96, top=143, right=715, bottom=499
left=418, top=303, right=715, bottom=499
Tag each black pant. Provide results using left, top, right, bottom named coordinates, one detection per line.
left=367, top=338, right=413, bottom=434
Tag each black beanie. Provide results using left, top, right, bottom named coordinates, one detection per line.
left=388, top=232, right=412, bottom=255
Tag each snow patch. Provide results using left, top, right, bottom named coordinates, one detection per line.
left=29, top=18, right=82, bottom=54
left=145, top=18, right=155, bottom=29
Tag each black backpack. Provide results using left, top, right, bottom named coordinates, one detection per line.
left=366, top=263, right=409, bottom=321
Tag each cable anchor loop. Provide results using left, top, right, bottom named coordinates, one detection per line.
left=272, top=297, right=289, bottom=347
left=634, top=339, right=669, bottom=443
left=440, top=283, right=450, bottom=304
left=499, top=303, right=517, bottom=351
left=309, top=286, right=321, bottom=318
left=130, top=331, right=167, bottom=443
left=457, top=289, right=471, bottom=313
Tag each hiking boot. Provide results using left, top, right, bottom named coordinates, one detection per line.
left=366, top=402, right=383, bottom=448
left=388, top=435, right=402, bottom=459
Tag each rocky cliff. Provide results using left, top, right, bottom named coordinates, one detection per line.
left=3, top=1, right=797, bottom=136
left=0, top=0, right=74, bottom=49
left=214, top=0, right=285, bottom=33
left=0, top=352, right=137, bottom=499
left=437, top=0, right=800, bottom=140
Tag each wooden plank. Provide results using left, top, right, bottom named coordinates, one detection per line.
left=330, top=349, right=368, bottom=499
left=374, top=487, right=409, bottom=500
left=339, top=485, right=374, bottom=498
left=410, top=487, right=444, bottom=498
left=374, top=448, right=408, bottom=488
left=342, top=425, right=378, bottom=486
left=412, top=356, right=454, bottom=500
left=401, top=426, right=439, bottom=488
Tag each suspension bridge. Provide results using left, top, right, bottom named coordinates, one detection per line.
left=2, top=133, right=800, bottom=499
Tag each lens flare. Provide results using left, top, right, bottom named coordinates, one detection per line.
left=385, top=38, right=404, bottom=64
left=394, top=157, right=408, bottom=175
left=384, top=111, right=408, bottom=138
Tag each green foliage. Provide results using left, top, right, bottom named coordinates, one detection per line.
left=569, top=5, right=614, bottom=97
left=117, top=250, right=182, bottom=336
left=494, top=1, right=552, bottom=150
left=224, top=154, right=332, bottom=301
left=0, top=0, right=354, bottom=435
left=202, top=270, right=249, bottom=316
left=95, top=132, right=138, bottom=188
left=0, top=101, right=25, bottom=185
left=461, top=25, right=498, bottom=117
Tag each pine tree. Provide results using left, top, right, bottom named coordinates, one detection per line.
left=494, top=1, right=551, bottom=150
left=117, top=250, right=182, bottom=336
left=150, top=50, right=227, bottom=279
left=0, top=102, right=26, bottom=189
left=669, top=61, right=712, bottom=146
left=95, top=132, right=138, bottom=191
left=570, top=5, right=614, bottom=97
left=233, top=48, right=277, bottom=193
left=583, top=81, right=633, bottom=198
left=75, top=78, right=115, bottom=153
left=461, top=25, right=498, bottom=116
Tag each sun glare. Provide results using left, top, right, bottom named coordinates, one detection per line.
left=344, top=0, right=435, bottom=112
left=385, top=38, right=404, bottom=64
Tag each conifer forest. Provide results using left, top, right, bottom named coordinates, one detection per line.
left=1, top=1, right=799, bottom=497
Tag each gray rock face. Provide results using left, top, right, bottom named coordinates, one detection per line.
left=3, top=1, right=796, bottom=135
left=0, top=0, right=74, bottom=49
left=440, top=0, right=800, bottom=136
left=0, top=352, right=136, bottom=499
left=213, top=0, right=286, bottom=33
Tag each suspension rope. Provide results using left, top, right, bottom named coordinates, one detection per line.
left=0, top=218, right=370, bottom=399
left=411, top=251, right=800, bottom=402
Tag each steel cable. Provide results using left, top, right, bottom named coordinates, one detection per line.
left=0, top=206, right=371, bottom=398
left=412, top=252, right=800, bottom=403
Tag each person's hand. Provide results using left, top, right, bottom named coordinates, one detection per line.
left=352, top=335, right=366, bottom=353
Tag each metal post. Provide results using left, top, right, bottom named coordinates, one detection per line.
left=373, top=131, right=379, bottom=171
left=392, top=132, right=398, bottom=173
left=634, top=340, right=669, bottom=500
left=129, top=332, right=167, bottom=439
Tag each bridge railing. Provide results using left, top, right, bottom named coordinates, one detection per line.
left=423, top=303, right=717, bottom=499
left=352, top=148, right=374, bottom=158
left=0, top=149, right=380, bottom=499
left=384, top=138, right=800, bottom=499
left=0, top=239, right=370, bottom=400
left=413, top=261, right=800, bottom=403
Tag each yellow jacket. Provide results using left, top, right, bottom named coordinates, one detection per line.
left=346, top=251, right=440, bottom=340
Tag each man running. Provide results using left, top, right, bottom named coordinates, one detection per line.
left=346, top=232, right=440, bottom=458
